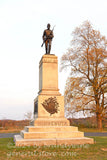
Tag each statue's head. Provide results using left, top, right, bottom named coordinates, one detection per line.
left=47, top=23, right=50, bottom=29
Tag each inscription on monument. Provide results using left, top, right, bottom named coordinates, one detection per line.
left=43, top=58, right=57, bottom=63
left=37, top=121, right=68, bottom=126
left=41, top=97, right=59, bottom=115
left=39, top=56, right=57, bottom=67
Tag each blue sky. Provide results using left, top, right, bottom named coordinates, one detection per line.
left=0, top=0, right=107, bottom=119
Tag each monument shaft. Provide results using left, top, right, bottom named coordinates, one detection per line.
left=39, top=54, right=60, bottom=95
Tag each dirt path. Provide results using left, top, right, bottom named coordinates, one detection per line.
left=0, top=132, right=107, bottom=138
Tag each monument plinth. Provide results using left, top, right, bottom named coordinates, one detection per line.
left=14, top=54, right=94, bottom=146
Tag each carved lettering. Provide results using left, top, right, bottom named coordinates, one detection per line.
left=43, top=58, right=57, bottom=63
left=37, top=121, right=68, bottom=126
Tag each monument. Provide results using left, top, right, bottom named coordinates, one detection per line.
left=14, top=24, right=94, bottom=146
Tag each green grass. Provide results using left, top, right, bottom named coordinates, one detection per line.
left=0, top=130, right=20, bottom=133
left=0, top=127, right=107, bottom=133
left=79, top=127, right=107, bottom=132
left=0, top=137, right=107, bottom=160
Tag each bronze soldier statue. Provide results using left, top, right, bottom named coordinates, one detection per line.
left=42, top=24, right=54, bottom=54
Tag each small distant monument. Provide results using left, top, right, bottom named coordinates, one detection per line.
left=14, top=24, right=94, bottom=146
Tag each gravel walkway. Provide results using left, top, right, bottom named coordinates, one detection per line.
left=84, top=132, right=107, bottom=137
left=0, top=133, right=19, bottom=138
left=0, top=132, right=107, bottom=138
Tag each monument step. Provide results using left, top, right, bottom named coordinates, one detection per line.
left=14, top=135, right=94, bottom=146
left=24, top=126, right=78, bottom=132
left=20, top=130, right=84, bottom=139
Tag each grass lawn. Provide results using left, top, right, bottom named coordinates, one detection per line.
left=0, top=137, right=107, bottom=160
left=79, top=128, right=107, bottom=132
left=0, top=128, right=22, bottom=133
left=0, top=127, right=107, bottom=134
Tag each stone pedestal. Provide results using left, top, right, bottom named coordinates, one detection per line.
left=33, top=54, right=69, bottom=126
left=14, top=54, right=94, bottom=146
left=38, top=54, right=61, bottom=96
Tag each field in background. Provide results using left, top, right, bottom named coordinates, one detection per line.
left=68, top=116, right=107, bottom=128
left=0, top=120, right=29, bottom=133
left=0, top=116, right=107, bottom=133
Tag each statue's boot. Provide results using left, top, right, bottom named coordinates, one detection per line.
left=48, top=45, right=51, bottom=54
left=46, top=47, right=48, bottom=54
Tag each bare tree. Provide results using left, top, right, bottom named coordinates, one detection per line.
left=24, top=111, right=33, bottom=121
left=61, top=21, right=107, bottom=130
